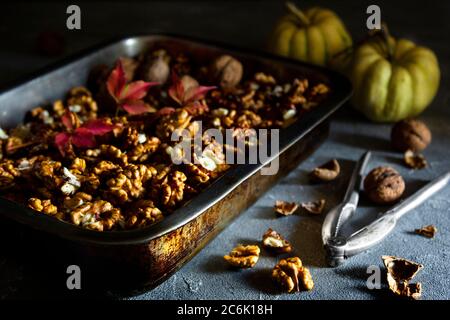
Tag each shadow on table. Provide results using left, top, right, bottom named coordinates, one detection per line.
left=0, top=217, right=110, bottom=300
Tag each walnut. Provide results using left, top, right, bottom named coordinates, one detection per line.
left=70, top=200, right=119, bottom=231
left=126, top=199, right=163, bottom=228
left=63, top=192, right=92, bottom=210
left=142, top=49, right=170, bottom=84
left=415, top=225, right=437, bottom=238
left=301, top=199, right=326, bottom=215
left=155, top=170, right=187, bottom=208
left=0, top=160, right=20, bottom=190
left=382, top=255, right=423, bottom=300
left=223, top=245, right=260, bottom=268
left=66, top=86, right=98, bottom=118
left=100, top=144, right=128, bottom=166
left=391, top=119, right=431, bottom=152
left=254, top=72, right=276, bottom=85
left=183, top=163, right=210, bottom=185
left=404, top=150, right=427, bottom=169
left=236, top=110, right=262, bottom=128
left=310, top=159, right=340, bottom=182
left=272, top=257, right=314, bottom=292
left=81, top=173, right=100, bottom=193
left=34, top=160, right=63, bottom=190
left=364, top=167, right=405, bottom=204
left=156, top=109, right=192, bottom=140
left=211, top=55, right=243, bottom=89
left=92, top=160, right=120, bottom=176
left=128, top=136, right=161, bottom=162
left=262, top=228, right=292, bottom=254
left=274, top=200, right=298, bottom=216
left=287, top=78, right=308, bottom=106
left=70, top=157, right=86, bottom=174
left=28, top=198, right=58, bottom=216
left=106, top=164, right=156, bottom=204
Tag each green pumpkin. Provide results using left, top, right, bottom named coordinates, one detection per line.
left=269, top=2, right=352, bottom=66
left=350, top=35, right=440, bottom=122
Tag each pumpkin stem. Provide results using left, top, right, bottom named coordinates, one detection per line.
left=285, top=2, right=310, bottom=26
left=380, top=23, right=395, bottom=60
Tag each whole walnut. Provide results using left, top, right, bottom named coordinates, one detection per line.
left=391, top=119, right=431, bottom=152
left=211, top=55, right=243, bottom=89
left=364, top=167, right=405, bottom=204
left=142, top=50, right=170, bottom=84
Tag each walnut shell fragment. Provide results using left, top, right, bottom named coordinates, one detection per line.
left=382, top=255, right=423, bottom=300
left=262, top=228, right=292, bottom=253
left=301, top=199, right=326, bottom=215
left=404, top=150, right=427, bottom=170
left=224, top=244, right=260, bottom=268
left=274, top=200, right=299, bottom=216
left=415, top=225, right=437, bottom=238
left=310, top=159, right=340, bottom=182
left=391, top=119, right=432, bottom=152
left=364, top=167, right=405, bottom=204
left=272, top=257, right=314, bottom=293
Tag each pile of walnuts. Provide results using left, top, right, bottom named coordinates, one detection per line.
left=0, top=49, right=330, bottom=231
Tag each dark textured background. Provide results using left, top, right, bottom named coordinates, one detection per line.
left=0, top=1, right=449, bottom=300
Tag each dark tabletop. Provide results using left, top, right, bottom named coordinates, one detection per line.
left=0, top=0, right=449, bottom=300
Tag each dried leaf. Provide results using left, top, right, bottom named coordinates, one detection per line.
left=122, top=100, right=155, bottom=115
left=156, top=107, right=176, bottom=117
left=404, top=150, right=427, bottom=169
left=415, top=225, right=437, bottom=238
left=106, top=60, right=126, bottom=99
left=310, top=159, right=340, bottom=182
left=71, top=128, right=96, bottom=148
left=168, top=72, right=215, bottom=106
left=301, top=199, right=326, bottom=215
left=119, top=81, right=158, bottom=101
left=262, top=228, right=292, bottom=253
left=106, top=60, right=159, bottom=115
left=54, top=132, right=71, bottom=156
left=274, top=200, right=298, bottom=216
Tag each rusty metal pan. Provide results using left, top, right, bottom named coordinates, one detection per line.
left=0, top=34, right=352, bottom=294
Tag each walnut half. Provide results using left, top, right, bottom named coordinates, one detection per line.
left=272, top=257, right=314, bottom=293
left=262, top=228, right=292, bottom=254
left=223, top=245, right=260, bottom=268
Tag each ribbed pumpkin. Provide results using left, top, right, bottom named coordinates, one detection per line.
left=350, top=33, right=440, bottom=122
left=269, top=2, right=352, bottom=66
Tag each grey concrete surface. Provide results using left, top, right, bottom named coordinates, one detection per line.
left=0, top=1, right=449, bottom=300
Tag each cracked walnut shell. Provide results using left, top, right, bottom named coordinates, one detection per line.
left=364, top=167, right=405, bottom=204
left=404, top=150, right=427, bottom=170
left=272, top=257, right=314, bottom=292
left=382, top=255, right=423, bottom=300
left=262, top=228, right=292, bottom=253
left=415, top=225, right=437, bottom=238
left=301, top=199, right=326, bottom=215
left=274, top=200, right=298, bottom=216
left=310, top=159, right=340, bottom=182
left=224, top=245, right=260, bottom=268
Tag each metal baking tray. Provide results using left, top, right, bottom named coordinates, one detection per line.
left=0, top=34, right=352, bottom=296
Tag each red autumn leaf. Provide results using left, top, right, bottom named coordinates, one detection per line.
left=54, top=132, right=71, bottom=156
left=54, top=111, right=115, bottom=155
left=168, top=72, right=216, bottom=106
left=82, top=119, right=116, bottom=135
left=155, top=107, right=176, bottom=116
left=122, top=100, right=155, bottom=115
left=61, top=111, right=75, bottom=130
left=106, top=60, right=159, bottom=115
left=106, top=60, right=126, bottom=99
left=71, top=128, right=96, bottom=148
left=120, top=81, right=157, bottom=101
